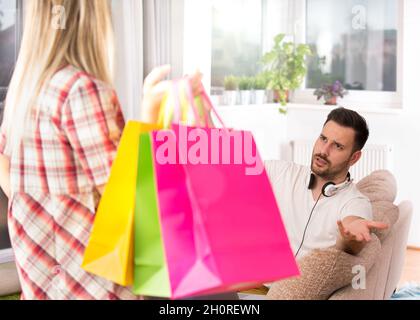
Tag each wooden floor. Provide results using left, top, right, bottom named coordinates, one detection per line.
left=398, top=248, right=420, bottom=288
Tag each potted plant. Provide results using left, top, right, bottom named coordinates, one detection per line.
left=314, top=80, right=348, bottom=105
left=261, top=34, right=312, bottom=107
left=238, top=77, right=253, bottom=105
left=223, top=75, right=239, bottom=106
left=252, top=73, right=269, bottom=105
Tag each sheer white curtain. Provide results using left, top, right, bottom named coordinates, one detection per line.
left=112, top=0, right=144, bottom=120
left=111, top=0, right=184, bottom=120
left=143, top=0, right=184, bottom=78
left=143, top=0, right=171, bottom=76
left=262, top=0, right=299, bottom=53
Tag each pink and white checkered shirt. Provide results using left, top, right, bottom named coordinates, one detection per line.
left=0, top=65, right=141, bottom=300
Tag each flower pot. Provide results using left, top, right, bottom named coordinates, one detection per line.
left=223, top=90, right=238, bottom=106
left=253, top=90, right=266, bottom=105
left=239, top=90, right=252, bottom=105
left=325, top=96, right=338, bottom=105
left=273, top=90, right=289, bottom=104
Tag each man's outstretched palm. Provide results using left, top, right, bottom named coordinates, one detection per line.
left=337, top=219, right=389, bottom=243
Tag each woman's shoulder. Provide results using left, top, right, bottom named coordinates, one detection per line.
left=43, top=65, right=119, bottom=119
left=48, top=64, right=115, bottom=100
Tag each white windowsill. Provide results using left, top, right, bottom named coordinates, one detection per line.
left=286, top=103, right=403, bottom=115
left=215, top=103, right=404, bottom=115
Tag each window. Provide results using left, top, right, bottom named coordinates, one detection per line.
left=0, top=0, right=22, bottom=105
left=0, top=0, right=22, bottom=258
left=183, top=0, right=402, bottom=108
left=209, top=0, right=293, bottom=92
left=305, top=0, right=398, bottom=92
left=211, top=0, right=263, bottom=89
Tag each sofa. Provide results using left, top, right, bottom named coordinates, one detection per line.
left=265, top=165, right=413, bottom=300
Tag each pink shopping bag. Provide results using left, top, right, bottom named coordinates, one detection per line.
left=150, top=123, right=299, bottom=299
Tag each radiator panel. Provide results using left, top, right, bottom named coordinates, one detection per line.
left=291, top=141, right=393, bottom=182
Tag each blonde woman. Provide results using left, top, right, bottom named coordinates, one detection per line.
left=0, top=0, right=201, bottom=300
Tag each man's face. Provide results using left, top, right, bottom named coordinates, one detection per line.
left=311, top=121, right=360, bottom=181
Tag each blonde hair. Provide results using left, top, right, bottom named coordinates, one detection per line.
left=2, top=0, right=115, bottom=155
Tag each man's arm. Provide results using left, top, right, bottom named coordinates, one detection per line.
left=336, top=216, right=389, bottom=255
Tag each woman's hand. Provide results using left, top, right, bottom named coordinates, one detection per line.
left=140, top=65, right=203, bottom=124
left=141, top=65, right=171, bottom=123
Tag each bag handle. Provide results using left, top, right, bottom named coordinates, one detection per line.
left=184, top=78, right=226, bottom=129
left=172, top=80, right=181, bottom=124
left=172, top=78, right=207, bottom=127
left=167, top=76, right=226, bottom=129
left=184, top=78, right=210, bottom=128
left=197, top=81, right=226, bottom=129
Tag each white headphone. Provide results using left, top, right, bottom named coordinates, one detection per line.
left=307, top=172, right=353, bottom=197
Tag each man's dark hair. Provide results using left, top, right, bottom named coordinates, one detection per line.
left=324, top=107, right=370, bottom=152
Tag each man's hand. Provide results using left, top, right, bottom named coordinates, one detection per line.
left=336, top=218, right=389, bottom=255
left=140, top=66, right=203, bottom=124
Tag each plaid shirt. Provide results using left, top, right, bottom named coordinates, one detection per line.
left=0, top=65, right=141, bottom=300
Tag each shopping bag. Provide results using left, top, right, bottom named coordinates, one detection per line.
left=82, top=121, right=161, bottom=286
left=132, top=77, right=298, bottom=299
left=132, top=132, right=171, bottom=297
left=146, top=124, right=299, bottom=299
left=132, top=78, right=224, bottom=297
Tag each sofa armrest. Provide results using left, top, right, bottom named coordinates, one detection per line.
left=267, top=234, right=381, bottom=300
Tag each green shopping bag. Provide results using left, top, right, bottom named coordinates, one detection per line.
left=133, top=132, right=171, bottom=297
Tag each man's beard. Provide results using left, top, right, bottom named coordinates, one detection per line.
left=311, top=153, right=351, bottom=181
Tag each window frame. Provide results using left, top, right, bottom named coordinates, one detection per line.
left=183, top=0, right=213, bottom=91
left=183, top=0, right=404, bottom=110
left=0, top=0, right=23, bottom=104
left=292, top=0, right=404, bottom=110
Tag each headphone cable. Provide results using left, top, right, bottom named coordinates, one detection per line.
left=294, top=192, right=323, bottom=259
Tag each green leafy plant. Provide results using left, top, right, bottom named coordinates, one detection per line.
left=253, top=72, right=269, bottom=90
left=238, top=77, right=254, bottom=91
left=224, top=75, right=238, bottom=91
left=261, top=34, right=312, bottom=107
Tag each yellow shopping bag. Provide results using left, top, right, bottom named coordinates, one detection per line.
left=82, top=121, right=161, bottom=286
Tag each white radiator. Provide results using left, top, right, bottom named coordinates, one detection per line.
left=291, top=141, right=394, bottom=183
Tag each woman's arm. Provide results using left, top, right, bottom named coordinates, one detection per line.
left=95, top=67, right=203, bottom=197
left=0, top=154, right=11, bottom=198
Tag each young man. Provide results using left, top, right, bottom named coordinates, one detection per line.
left=266, top=108, right=389, bottom=259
